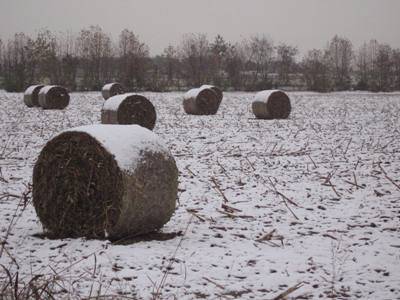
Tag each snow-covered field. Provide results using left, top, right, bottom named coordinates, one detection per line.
left=0, top=90, right=399, bottom=299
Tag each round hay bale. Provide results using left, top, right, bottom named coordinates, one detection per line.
left=252, top=90, right=291, bottom=119
left=32, top=124, right=178, bottom=240
left=24, top=85, right=44, bottom=107
left=200, top=84, right=223, bottom=104
left=102, top=82, right=125, bottom=100
left=101, top=94, right=157, bottom=130
left=183, top=86, right=220, bottom=115
left=38, top=85, right=70, bottom=110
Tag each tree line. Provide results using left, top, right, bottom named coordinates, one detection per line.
left=0, top=26, right=400, bottom=92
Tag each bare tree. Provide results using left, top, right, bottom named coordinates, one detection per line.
left=392, top=49, right=400, bottom=91
left=224, top=43, right=244, bottom=90
left=3, top=33, right=36, bottom=92
left=356, top=40, right=394, bottom=91
left=118, top=29, right=149, bottom=90
left=34, top=29, right=60, bottom=84
left=301, top=49, right=331, bottom=92
left=355, top=42, right=370, bottom=90
left=163, top=45, right=181, bottom=88
left=57, top=31, right=79, bottom=90
left=241, top=35, right=274, bottom=90
left=0, top=39, right=4, bottom=85
left=276, top=43, right=298, bottom=86
left=0, top=39, right=3, bottom=75
left=374, top=43, right=392, bottom=91
left=326, top=35, right=353, bottom=90
left=179, top=33, right=211, bottom=87
left=210, top=35, right=229, bottom=87
left=76, top=25, right=113, bottom=90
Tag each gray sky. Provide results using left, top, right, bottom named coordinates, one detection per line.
left=0, top=0, right=399, bottom=55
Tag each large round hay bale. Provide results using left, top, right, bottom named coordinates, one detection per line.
left=102, top=82, right=125, bottom=100
left=252, top=90, right=291, bottom=119
left=183, top=86, right=220, bottom=115
left=32, top=125, right=178, bottom=240
left=200, top=84, right=223, bottom=104
left=38, top=85, right=70, bottom=110
left=24, top=85, right=44, bottom=107
left=101, top=94, right=157, bottom=130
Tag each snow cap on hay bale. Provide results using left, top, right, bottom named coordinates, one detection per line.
left=33, top=124, right=178, bottom=240
left=101, top=93, right=157, bottom=130
left=38, top=85, right=70, bottom=110
left=200, top=84, right=223, bottom=103
left=183, top=86, right=220, bottom=115
left=252, top=90, right=291, bottom=119
left=101, top=82, right=125, bottom=100
left=24, top=85, right=44, bottom=107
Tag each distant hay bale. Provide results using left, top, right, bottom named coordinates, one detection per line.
left=102, top=82, right=125, bottom=100
left=183, top=86, right=220, bottom=115
left=38, top=85, right=70, bottom=110
left=252, top=90, right=291, bottom=119
left=32, top=125, right=178, bottom=240
left=101, top=94, right=157, bottom=130
left=24, top=85, right=44, bottom=107
left=200, top=85, right=223, bottom=103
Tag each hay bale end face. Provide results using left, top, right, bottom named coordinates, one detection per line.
left=24, top=85, right=45, bottom=107
left=200, top=85, right=223, bottom=104
left=33, top=125, right=178, bottom=240
left=101, top=94, right=157, bottom=130
left=38, top=85, right=70, bottom=110
left=183, top=86, right=220, bottom=115
left=252, top=90, right=291, bottom=119
left=102, top=82, right=125, bottom=100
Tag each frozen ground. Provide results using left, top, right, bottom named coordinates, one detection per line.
left=0, top=90, right=399, bottom=299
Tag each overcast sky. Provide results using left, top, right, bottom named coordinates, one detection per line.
left=0, top=0, right=399, bottom=55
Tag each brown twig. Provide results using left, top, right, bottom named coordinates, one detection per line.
left=327, top=180, right=341, bottom=198
left=216, top=209, right=254, bottom=219
left=216, top=159, right=230, bottom=178
left=202, top=277, right=225, bottom=290
left=245, top=157, right=256, bottom=171
left=185, top=165, right=197, bottom=177
left=153, top=215, right=194, bottom=299
left=343, top=172, right=365, bottom=190
left=267, top=177, right=299, bottom=220
left=378, top=163, right=400, bottom=191
left=272, top=282, right=304, bottom=300
left=343, top=138, right=352, bottom=156
left=307, top=154, right=317, bottom=169
left=186, top=209, right=206, bottom=222
left=256, top=229, right=284, bottom=247
left=211, top=177, right=229, bottom=203
left=221, top=203, right=242, bottom=213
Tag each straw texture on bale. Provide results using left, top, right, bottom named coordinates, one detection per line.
left=183, top=86, right=220, bottom=115
left=24, top=85, right=44, bottom=107
left=252, top=90, right=291, bottom=119
left=38, top=85, right=70, bottom=110
left=102, top=82, right=125, bottom=100
left=101, top=94, right=157, bottom=130
left=32, top=125, right=178, bottom=240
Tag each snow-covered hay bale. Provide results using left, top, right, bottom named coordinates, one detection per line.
left=252, top=90, right=291, bottom=119
left=32, top=125, right=178, bottom=240
left=200, top=84, right=223, bottom=103
left=38, top=85, right=70, bottom=110
left=183, top=86, right=220, bottom=115
left=101, top=94, right=157, bottom=130
left=23, top=85, right=44, bottom=107
left=101, top=82, right=125, bottom=100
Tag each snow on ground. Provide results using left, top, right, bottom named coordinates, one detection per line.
left=0, top=90, right=399, bottom=299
